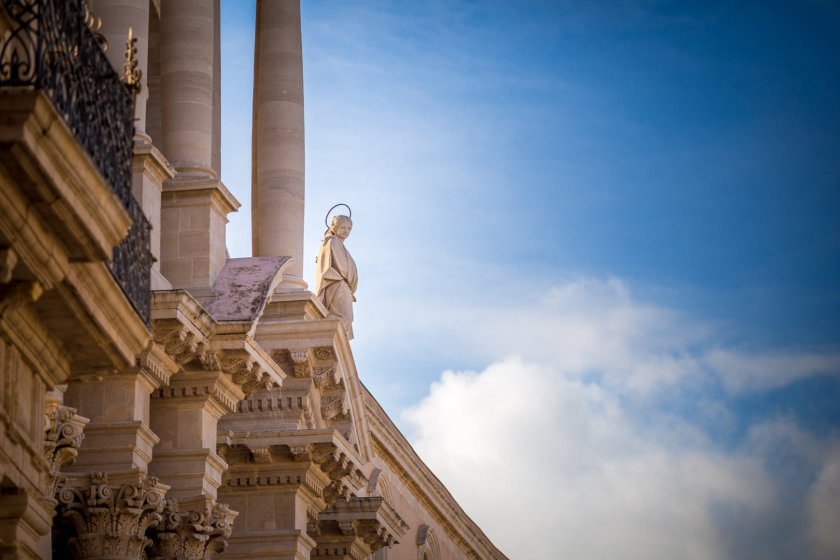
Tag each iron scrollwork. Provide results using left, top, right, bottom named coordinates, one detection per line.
left=0, top=0, right=151, bottom=325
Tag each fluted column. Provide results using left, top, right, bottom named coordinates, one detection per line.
left=251, top=0, right=306, bottom=287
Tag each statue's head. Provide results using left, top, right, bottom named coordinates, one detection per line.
left=329, top=215, right=352, bottom=240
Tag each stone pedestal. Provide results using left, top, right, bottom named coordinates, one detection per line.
left=160, top=177, right=239, bottom=291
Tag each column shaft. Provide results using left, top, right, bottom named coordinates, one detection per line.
left=251, top=0, right=306, bottom=284
left=159, top=0, right=216, bottom=176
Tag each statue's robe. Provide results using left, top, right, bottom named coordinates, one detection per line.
left=316, top=234, right=358, bottom=339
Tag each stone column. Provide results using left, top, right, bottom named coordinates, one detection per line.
left=92, top=0, right=152, bottom=142
left=251, top=0, right=306, bottom=288
left=159, top=0, right=215, bottom=176
left=158, top=0, right=238, bottom=291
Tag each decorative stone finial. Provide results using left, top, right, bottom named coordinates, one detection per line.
left=122, top=27, right=142, bottom=97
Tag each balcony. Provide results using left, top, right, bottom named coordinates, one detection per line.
left=0, top=0, right=151, bottom=325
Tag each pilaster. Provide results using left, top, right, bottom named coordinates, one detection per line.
left=63, top=344, right=177, bottom=477
left=149, top=369, right=242, bottom=499
left=132, top=141, right=176, bottom=290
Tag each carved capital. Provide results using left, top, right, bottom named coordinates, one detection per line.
left=43, top=404, right=89, bottom=499
left=56, top=472, right=165, bottom=559
left=148, top=499, right=238, bottom=560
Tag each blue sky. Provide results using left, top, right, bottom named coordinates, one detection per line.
left=220, top=2, right=840, bottom=558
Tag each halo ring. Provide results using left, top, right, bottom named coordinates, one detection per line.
left=325, top=203, right=352, bottom=228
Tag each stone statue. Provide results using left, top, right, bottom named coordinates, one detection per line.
left=316, top=214, right=357, bottom=339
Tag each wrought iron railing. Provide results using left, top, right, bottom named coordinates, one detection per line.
left=0, top=0, right=151, bottom=325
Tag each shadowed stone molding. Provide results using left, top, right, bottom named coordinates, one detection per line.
left=152, top=292, right=284, bottom=396
left=308, top=496, right=408, bottom=560
left=147, top=497, right=237, bottom=560
left=218, top=435, right=367, bottom=510
left=43, top=396, right=89, bottom=499
left=55, top=471, right=166, bottom=560
left=416, top=524, right=441, bottom=560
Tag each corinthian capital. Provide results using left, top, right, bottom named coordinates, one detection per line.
left=148, top=498, right=238, bottom=560
left=56, top=472, right=165, bottom=559
left=43, top=404, right=89, bottom=499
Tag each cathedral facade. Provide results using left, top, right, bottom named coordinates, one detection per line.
left=0, top=1, right=507, bottom=559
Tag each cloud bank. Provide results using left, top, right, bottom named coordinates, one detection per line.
left=400, top=278, right=840, bottom=560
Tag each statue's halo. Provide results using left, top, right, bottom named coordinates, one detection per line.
left=324, top=203, right=352, bottom=228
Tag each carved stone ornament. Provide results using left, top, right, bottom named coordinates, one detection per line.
left=154, top=324, right=202, bottom=366
left=43, top=404, right=88, bottom=499
left=312, top=366, right=338, bottom=389
left=289, top=350, right=311, bottom=378
left=148, top=499, right=237, bottom=560
left=56, top=472, right=165, bottom=559
left=313, top=346, right=334, bottom=361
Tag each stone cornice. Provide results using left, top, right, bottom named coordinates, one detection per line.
left=162, top=174, right=240, bottom=216
left=154, top=370, right=244, bottom=417
left=152, top=290, right=285, bottom=397
left=255, top=314, right=373, bottom=461
left=217, top=430, right=368, bottom=507
left=136, top=341, right=180, bottom=388
left=310, top=496, right=409, bottom=557
left=132, top=140, right=176, bottom=185
left=63, top=262, right=153, bottom=370
left=363, top=393, right=508, bottom=560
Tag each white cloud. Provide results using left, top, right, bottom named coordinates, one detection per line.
left=399, top=278, right=840, bottom=560
left=705, top=349, right=840, bottom=394
left=806, top=445, right=840, bottom=560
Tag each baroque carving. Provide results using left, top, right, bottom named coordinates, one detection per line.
left=321, top=395, right=349, bottom=422
left=154, top=324, right=200, bottom=365
left=312, top=366, right=338, bottom=389
left=313, top=346, right=334, bottom=361
left=148, top=499, right=237, bottom=560
left=56, top=472, right=165, bottom=560
left=43, top=404, right=88, bottom=499
left=289, top=350, right=312, bottom=378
